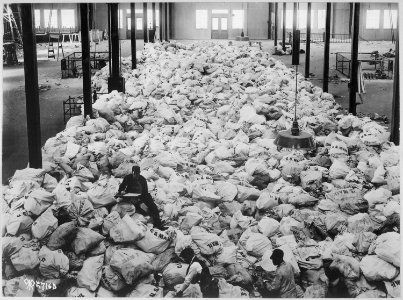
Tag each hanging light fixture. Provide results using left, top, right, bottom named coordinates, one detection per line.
left=274, top=5, right=315, bottom=150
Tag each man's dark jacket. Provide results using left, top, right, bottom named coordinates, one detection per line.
left=118, top=174, right=148, bottom=196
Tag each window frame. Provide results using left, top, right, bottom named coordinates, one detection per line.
left=119, top=9, right=123, bottom=29
left=281, top=10, right=294, bottom=29
left=231, top=9, right=244, bottom=29
left=298, top=9, right=307, bottom=29
left=195, top=9, right=208, bottom=29
left=211, top=9, right=228, bottom=14
left=366, top=9, right=380, bottom=29
left=61, top=9, right=75, bottom=29
left=43, top=9, right=58, bottom=29
left=34, top=9, right=41, bottom=28
left=383, top=9, right=397, bottom=29
left=317, top=9, right=326, bottom=29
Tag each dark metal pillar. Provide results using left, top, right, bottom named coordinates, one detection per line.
left=305, top=3, right=311, bottom=78
left=152, top=2, right=156, bottom=42
left=159, top=2, right=163, bottom=41
left=390, top=22, right=399, bottom=145
left=143, top=3, right=148, bottom=43
left=89, top=3, right=94, bottom=30
left=323, top=3, right=331, bottom=92
left=20, top=4, right=42, bottom=168
left=274, top=3, right=278, bottom=46
left=80, top=3, right=93, bottom=118
left=268, top=3, right=272, bottom=40
left=282, top=3, right=286, bottom=51
left=349, top=3, right=360, bottom=115
left=131, top=3, right=136, bottom=69
left=332, top=3, right=336, bottom=37
left=349, top=3, right=353, bottom=36
left=165, top=3, right=168, bottom=41
left=169, top=3, right=173, bottom=40
left=292, top=3, right=299, bottom=65
left=108, top=3, right=125, bottom=93
left=152, top=4, right=156, bottom=29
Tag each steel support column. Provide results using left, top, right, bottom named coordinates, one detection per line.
left=323, top=3, right=331, bottom=92
left=268, top=3, right=272, bottom=40
left=159, top=2, right=163, bottom=41
left=282, top=3, right=286, bottom=51
left=143, top=3, right=148, bottom=43
left=131, top=3, right=136, bottom=69
left=349, top=3, right=360, bottom=115
left=292, top=3, right=299, bottom=65
left=349, top=3, right=353, bottom=36
left=169, top=3, right=173, bottom=40
left=391, top=24, right=399, bottom=144
left=165, top=3, right=168, bottom=41
left=80, top=3, right=93, bottom=118
left=20, top=3, right=42, bottom=168
left=108, top=3, right=125, bottom=93
left=305, top=3, right=311, bottom=78
left=274, top=3, right=278, bottom=46
left=152, top=2, right=156, bottom=42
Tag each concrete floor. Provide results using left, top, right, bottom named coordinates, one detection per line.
left=2, top=39, right=395, bottom=184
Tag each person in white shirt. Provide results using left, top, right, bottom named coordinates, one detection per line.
left=175, top=247, right=219, bottom=298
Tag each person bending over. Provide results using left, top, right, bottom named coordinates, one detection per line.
left=117, top=166, right=166, bottom=230
left=174, top=247, right=219, bottom=298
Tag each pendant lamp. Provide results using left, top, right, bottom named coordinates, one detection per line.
left=274, top=29, right=315, bottom=150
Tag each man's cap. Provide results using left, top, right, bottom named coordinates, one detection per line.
left=179, top=247, right=194, bottom=259
left=270, top=248, right=284, bottom=260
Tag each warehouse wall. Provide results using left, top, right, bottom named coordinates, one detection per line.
left=246, top=3, right=268, bottom=39
left=33, top=3, right=79, bottom=31
left=359, top=3, right=398, bottom=41
left=86, top=2, right=398, bottom=42
left=93, top=3, right=108, bottom=34
left=274, top=2, right=397, bottom=41
left=171, top=2, right=247, bottom=40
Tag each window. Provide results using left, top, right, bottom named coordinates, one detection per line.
left=384, top=9, right=397, bottom=29
left=212, top=18, right=219, bottom=30
left=147, top=9, right=153, bottom=29
left=311, top=11, right=315, bottom=27
left=127, top=17, right=131, bottom=30
left=366, top=10, right=380, bottom=29
left=281, top=10, right=293, bottom=29
left=44, top=9, right=58, bottom=28
left=212, top=9, right=228, bottom=14
left=196, top=10, right=208, bottom=29
left=127, top=9, right=144, bottom=14
left=34, top=9, right=41, bottom=28
left=232, top=10, right=244, bottom=29
left=137, top=18, right=143, bottom=30
left=221, top=18, right=228, bottom=30
left=61, top=9, right=75, bottom=28
left=298, top=10, right=307, bottom=29
left=119, top=9, right=123, bottom=29
left=317, top=10, right=326, bottom=29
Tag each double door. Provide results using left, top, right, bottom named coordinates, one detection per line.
left=211, top=16, right=228, bottom=39
left=126, top=15, right=144, bottom=39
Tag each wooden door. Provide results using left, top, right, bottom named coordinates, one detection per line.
left=126, top=15, right=144, bottom=39
left=211, top=16, right=228, bottom=39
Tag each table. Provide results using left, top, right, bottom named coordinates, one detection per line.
left=61, top=33, right=80, bottom=43
left=235, top=36, right=250, bottom=41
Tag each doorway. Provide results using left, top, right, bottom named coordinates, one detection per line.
left=126, top=15, right=144, bottom=39
left=211, top=16, right=228, bottom=39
